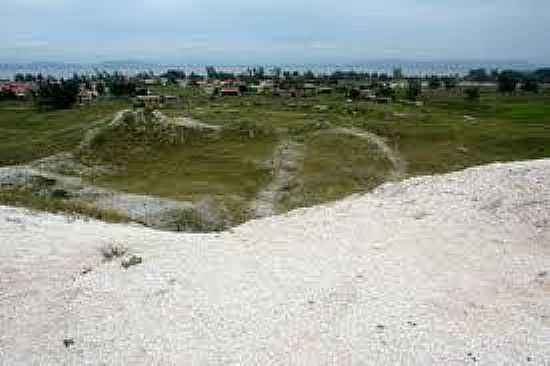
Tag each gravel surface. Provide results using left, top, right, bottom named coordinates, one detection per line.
left=1, top=159, right=549, bottom=365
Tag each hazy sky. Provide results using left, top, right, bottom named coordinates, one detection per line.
left=2, top=0, right=549, bottom=63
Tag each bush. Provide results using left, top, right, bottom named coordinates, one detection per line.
left=443, top=77, right=458, bottom=90
left=498, top=70, right=522, bottom=93
left=428, top=77, right=441, bottom=89
left=406, top=79, right=422, bottom=101
left=521, top=77, right=539, bottom=93
left=464, top=87, right=481, bottom=101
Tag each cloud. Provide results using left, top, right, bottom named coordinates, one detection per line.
left=1, top=0, right=549, bottom=63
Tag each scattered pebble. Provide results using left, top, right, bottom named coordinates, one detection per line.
left=122, top=255, right=142, bottom=269
left=63, top=338, right=74, bottom=348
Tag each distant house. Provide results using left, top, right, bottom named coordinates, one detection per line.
left=302, top=83, right=317, bottom=96
left=458, top=81, right=497, bottom=88
left=220, top=88, right=241, bottom=96
left=78, top=90, right=95, bottom=104
left=161, top=95, right=179, bottom=104
left=134, top=95, right=161, bottom=108
left=257, top=81, right=275, bottom=95
left=390, top=81, right=408, bottom=89
left=360, top=89, right=376, bottom=100
left=203, top=86, right=217, bottom=97
left=275, top=88, right=294, bottom=98
left=318, top=87, right=333, bottom=94
left=1, top=82, right=34, bottom=98
left=143, top=79, right=160, bottom=86
left=77, top=84, right=99, bottom=105
left=375, top=97, right=392, bottom=104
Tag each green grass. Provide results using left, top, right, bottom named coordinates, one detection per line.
left=0, top=99, right=129, bottom=166
left=297, top=132, right=394, bottom=208
left=1, top=87, right=550, bottom=227
left=93, top=134, right=276, bottom=201
left=0, top=190, right=129, bottom=223
left=77, top=115, right=278, bottom=221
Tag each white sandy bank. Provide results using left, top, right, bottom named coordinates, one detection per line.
left=1, top=160, right=549, bottom=365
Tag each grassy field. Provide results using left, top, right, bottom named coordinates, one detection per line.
left=1, top=87, right=549, bottom=226
left=0, top=99, right=129, bottom=166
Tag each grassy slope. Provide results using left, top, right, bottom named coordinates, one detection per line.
left=300, top=132, right=394, bottom=207
left=0, top=99, right=128, bottom=166
left=358, top=91, right=550, bottom=175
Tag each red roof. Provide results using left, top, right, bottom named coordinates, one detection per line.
left=1, top=82, right=33, bottom=95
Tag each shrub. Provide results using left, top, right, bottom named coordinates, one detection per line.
left=464, top=87, right=481, bottom=101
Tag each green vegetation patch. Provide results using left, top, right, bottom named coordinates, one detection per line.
left=299, top=132, right=394, bottom=207
left=0, top=100, right=128, bottom=166
left=0, top=190, right=129, bottom=223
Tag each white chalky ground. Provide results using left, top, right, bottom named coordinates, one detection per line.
left=1, top=160, right=549, bottom=365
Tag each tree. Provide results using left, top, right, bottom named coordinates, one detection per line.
left=393, top=68, right=403, bottom=80
left=108, top=73, right=137, bottom=97
left=467, top=68, right=489, bottom=82
left=161, top=69, right=186, bottom=84
left=96, top=82, right=106, bottom=95
left=272, top=67, right=282, bottom=79
left=347, top=88, right=361, bottom=99
left=375, top=83, right=395, bottom=99
left=428, top=76, right=441, bottom=89
left=464, top=87, right=480, bottom=101
left=35, top=77, right=80, bottom=109
left=498, top=70, right=522, bottom=93
left=205, top=66, right=217, bottom=79
left=303, top=70, right=315, bottom=80
left=406, top=79, right=422, bottom=100
left=0, top=89, right=17, bottom=101
left=534, top=68, right=550, bottom=83
left=521, top=76, right=539, bottom=93
left=443, top=77, right=458, bottom=90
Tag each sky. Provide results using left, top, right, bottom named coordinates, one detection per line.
left=1, top=0, right=549, bottom=64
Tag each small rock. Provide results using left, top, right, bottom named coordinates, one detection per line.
left=457, top=146, right=470, bottom=154
left=466, top=352, right=478, bottom=362
left=407, top=321, right=417, bottom=327
left=100, top=242, right=128, bottom=261
left=63, top=338, right=75, bottom=348
left=122, top=255, right=142, bottom=269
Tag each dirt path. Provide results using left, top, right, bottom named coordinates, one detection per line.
left=327, top=127, right=407, bottom=179
left=249, top=141, right=305, bottom=218
left=78, top=110, right=130, bottom=151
